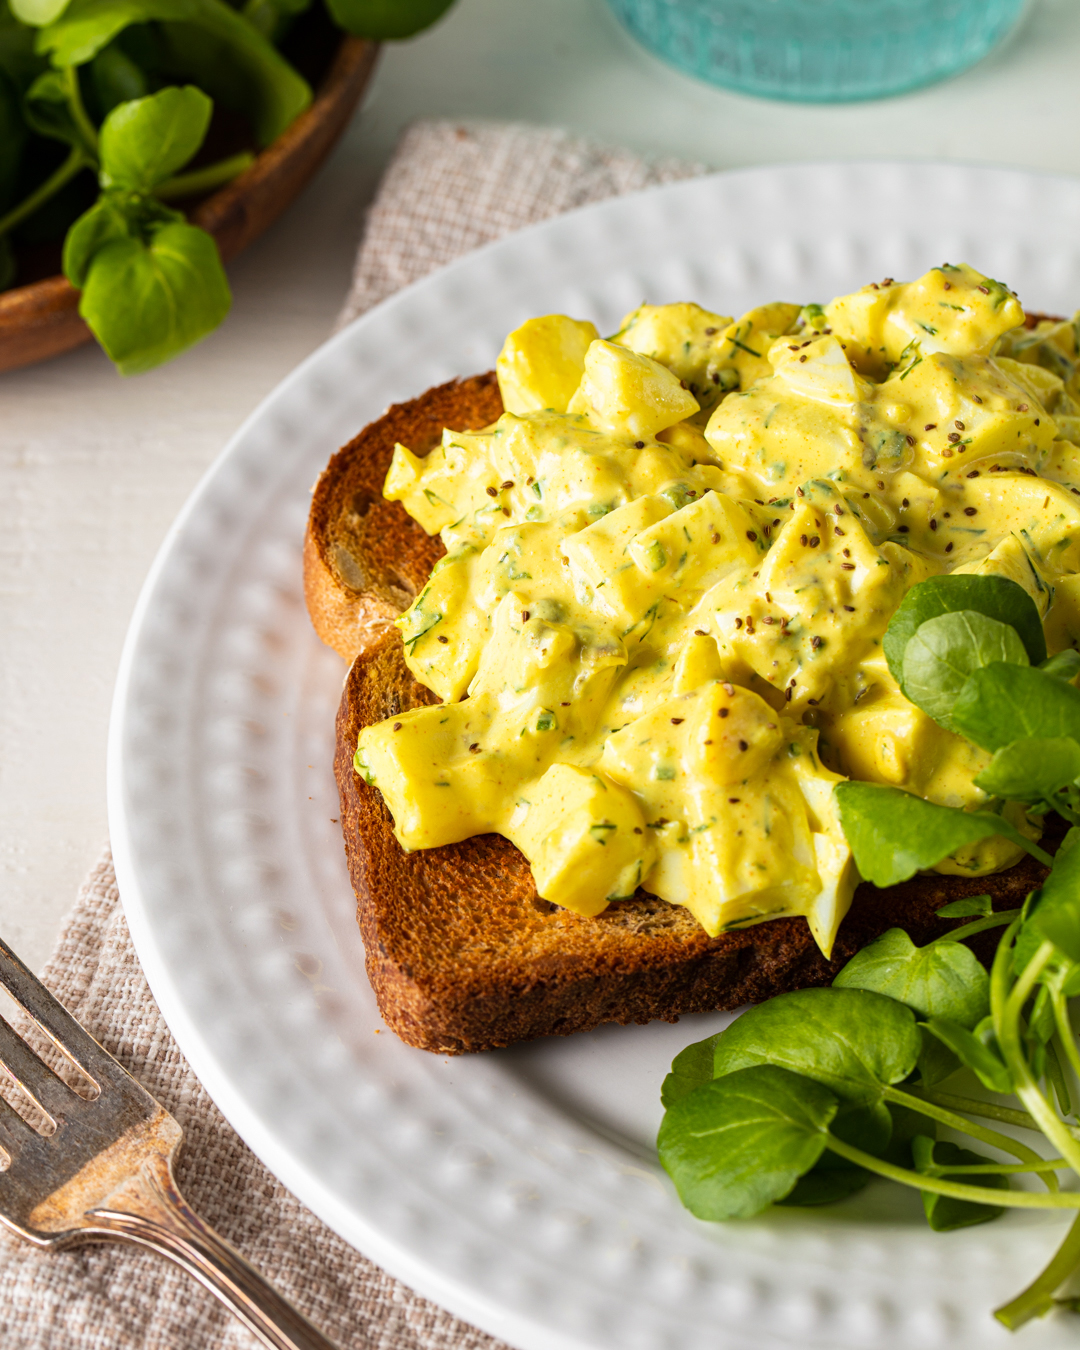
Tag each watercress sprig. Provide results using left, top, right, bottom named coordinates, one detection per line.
left=60, top=84, right=232, bottom=372
left=659, top=572, right=1080, bottom=1330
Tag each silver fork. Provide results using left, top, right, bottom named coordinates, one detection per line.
left=0, top=932, right=341, bottom=1350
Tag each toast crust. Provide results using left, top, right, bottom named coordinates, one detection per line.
left=303, top=371, right=503, bottom=662
left=310, top=369, right=1050, bottom=1054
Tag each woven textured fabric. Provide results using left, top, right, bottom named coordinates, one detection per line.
left=337, top=118, right=702, bottom=328
left=4, top=119, right=700, bottom=1348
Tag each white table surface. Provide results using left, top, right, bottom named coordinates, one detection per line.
left=4, top=0, right=1080, bottom=976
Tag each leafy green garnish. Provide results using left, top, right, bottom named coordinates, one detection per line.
left=834, top=781, right=1047, bottom=887
left=975, top=736, right=1080, bottom=802
left=883, top=574, right=1047, bottom=686
left=1041, top=648, right=1080, bottom=683
left=936, top=894, right=993, bottom=918
left=710, top=985, right=920, bottom=1107
left=661, top=1034, right=719, bottom=1108
left=97, top=82, right=211, bottom=189
left=952, top=663, right=1080, bottom=752
left=915, top=1024, right=962, bottom=1088
left=834, top=927, right=989, bottom=1029
left=913, top=1137, right=1007, bottom=1231
left=79, top=218, right=230, bottom=372
left=1025, top=827, right=1080, bottom=964
left=58, top=87, right=230, bottom=369
left=901, top=610, right=1028, bottom=731
left=920, top=1016, right=1012, bottom=1094
left=657, top=1065, right=837, bottom=1220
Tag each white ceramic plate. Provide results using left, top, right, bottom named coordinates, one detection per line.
left=110, top=162, right=1080, bottom=1350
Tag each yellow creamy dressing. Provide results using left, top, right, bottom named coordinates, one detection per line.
left=356, top=264, right=1080, bottom=956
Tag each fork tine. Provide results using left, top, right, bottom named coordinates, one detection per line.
left=0, top=936, right=136, bottom=1097
left=0, top=1014, right=88, bottom=1122
left=0, top=1087, right=41, bottom=1159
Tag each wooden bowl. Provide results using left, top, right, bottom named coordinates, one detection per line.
left=0, top=34, right=379, bottom=374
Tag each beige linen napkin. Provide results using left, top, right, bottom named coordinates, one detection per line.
left=337, top=119, right=702, bottom=328
left=1, top=120, right=700, bottom=1349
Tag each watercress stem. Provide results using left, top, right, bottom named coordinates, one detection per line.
left=1045, top=1036, right=1072, bottom=1117
left=937, top=910, right=1019, bottom=944
left=1049, top=791, right=1080, bottom=828
left=1052, top=989, right=1080, bottom=1086
left=1021, top=838, right=1056, bottom=869
left=823, top=1135, right=1080, bottom=1208
left=65, top=66, right=99, bottom=155
left=907, top=1086, right=1080, bottom=1140
left=995, top=1212, right=1080, bottom=1330
left=155, top=151, right=256, bottom=201
left=994, top=821, right=1055, bottom=869
left=0, top=147, right=86, bottom=239
left=884, top=1085, right=1053, bottom=1178
left=996, top=941, right=1080, bottom=1176
left=931, top=1158, right=1065, bottom=1175
left=989, top=916, right=1022, bottom=1032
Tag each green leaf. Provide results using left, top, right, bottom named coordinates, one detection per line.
left=711, top=986, right=920, bottom=1107
left=952, top=664, right=1080, bottom=753
left=10, top=0, right=70, bottom=26
left=1011, top=887, right=1072, bottom=983
left=98, top=85, right=209, bottom=189
left=912, top=1137, right=1006, bottom=1231
left=921, top=1016, right=1013, bottom=1094
left=1029, top=983, right=1057, bottom=1044
left=62, top=186, right=179, bottom=286
left=23, top=67, right=95, bottom=153
left=1041, top=648, right=1080, bottom=684
left=657, top=1065, right=837, bottom=1221
left=916, top=1023, right=961, bottom=1087
left=834, top=781, right=1026, bottom=887
left=78, top=219, right=229, bottom=373
left=1025, top=827, right=1080, bottom=964
left=661, top=1033, right=721, bottom=1108
left=324, top=0, right=455, bottom=39
left=37, top=0, right=310, bottom=146
left=974, top=736, right=1080, bottom=803
left=776, top=1167, right=870, bottom=1206
left=62, top=191, right=124, bottom=285
left=666, top=1013, right=897, bottom=1209
left=777, top=1095, right=893, bottom=1206
left=884, top=574, right=1047, bottom=685
left=834, top=927, right=989, bottom=1029
left=884, top=1101, right=933, bottom=1167
left=936, top=894, right=993, bottom=918
left=901, top=610, right=1028, bottom=731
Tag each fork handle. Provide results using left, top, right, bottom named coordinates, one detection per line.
left=79, top=1155, right=342, bottom=1350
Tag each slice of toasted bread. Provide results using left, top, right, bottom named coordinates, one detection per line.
left=334, top=629, right=1045, bottom=1053
left=306, top=373, right=1050, bottom=1053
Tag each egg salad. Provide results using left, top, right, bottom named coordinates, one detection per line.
left=355, top=265, right=1080, bottom=957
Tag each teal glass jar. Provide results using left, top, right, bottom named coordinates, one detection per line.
left=604, top=0, right=1029, bottom=102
